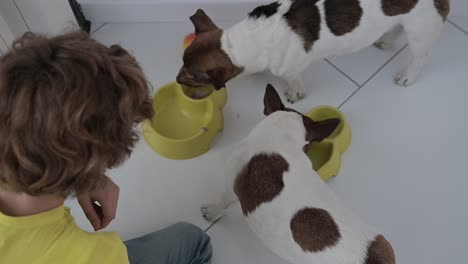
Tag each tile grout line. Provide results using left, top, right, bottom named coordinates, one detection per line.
left=324, top=58, right=361, bottom=88
left=204, top=215, right=224, bottom=232
left=338, top=44, right=408, bottom=109
left=360, top=44, right=408, bottom=87
left=91, top=23, right=108, bottom=36
left=147, top=81, right=155, bottom=93
left=448, top=19, right=468, bottom=36
left=0, top=33, right=8, bottom=50
left=12, top=0, right=32, bottom=32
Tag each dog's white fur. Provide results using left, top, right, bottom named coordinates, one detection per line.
left=220, top=0, right=446, bottom=102
left=202, top=110, right=381, bottom=263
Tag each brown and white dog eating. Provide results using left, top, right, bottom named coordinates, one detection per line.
left=201, top=84, right=396, bottom=264
left=177, top=0, right=449, bottom=102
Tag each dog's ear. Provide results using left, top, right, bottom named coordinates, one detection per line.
left=304, top=118, right=341, bottom=142
left=190, top=9, right=219, bottom=35
left=264, top=84, right=285, bottom=116
left=207, top=68, right=226, bottom=90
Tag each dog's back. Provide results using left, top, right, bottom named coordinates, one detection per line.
left=230, top=93, right=395, bottom=263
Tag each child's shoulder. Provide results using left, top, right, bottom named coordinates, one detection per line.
left=66, top=214, right=123, bottom=246
left=60, top=224, right=128, bottom=263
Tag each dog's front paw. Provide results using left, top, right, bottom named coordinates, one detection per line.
left=395, top=67, right=420, bottom=86
left=285, top=89, right=305, bottom=103
left=201, top=204, right=221, bottom=222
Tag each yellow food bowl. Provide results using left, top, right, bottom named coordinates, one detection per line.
left=142, top=82, right=227, bottom=160
left=305, top=106, right=352, bottom=181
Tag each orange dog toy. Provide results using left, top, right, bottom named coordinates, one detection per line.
left=183, top=33, right=197, bottom=49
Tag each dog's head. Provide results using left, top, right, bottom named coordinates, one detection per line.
left=263, top=84, right=341, bottom=150
left=176, top=9, right=243, bottom=90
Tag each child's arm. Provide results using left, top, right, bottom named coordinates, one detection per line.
left=77, top=176, right=120, bottom=231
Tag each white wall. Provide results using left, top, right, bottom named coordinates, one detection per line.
left=80, top=0, right=262, bottom=23
left=452, top=0, right=468, bottom=16
left=0, top=0, right=29, bottom=38
left=0, top=0, right=78, bottom=37
left=80, top=0, right=468, bottom=24
left=80, top=0, right=468, bottom=9
left=15, top=0, right=78, bottom=35
left=82, top=0, right=261, bottom=3
left=0, top=14, right=15, bottom=52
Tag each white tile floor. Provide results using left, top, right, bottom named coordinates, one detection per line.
left=450, top=16, right=468, bottom=35
left=65, top=18, right=468, bottom=263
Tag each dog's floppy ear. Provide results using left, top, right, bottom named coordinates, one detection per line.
left=264, top=84, right=285, bottom=116
left=304, top=118, right=341, bottom=142
left=207, top=68, right=226, bottom=90
left=190, top=9, right=219, bottom=35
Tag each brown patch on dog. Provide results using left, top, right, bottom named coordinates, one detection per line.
left=284, top=0, right=321, bottom=52
left=381, top=0, right=419, bottom=16
left=290, top=207, right=341, bottom=252
left=325, top=0, right=363, bottom=36
left=263, top=84, right=341, bottom=143
left=177, top=10, right=244, bottom=90
left=249, top=1, right=281, bottom=19
left=434, top=0, right=450, bottom=21
left=190, top=9, right=219, bottom=35
left=177, top=29, right=243, bottom=90
left=365, top=235, right=396, bottom=264
left=234, top=153, right=289, bottom=215
left=264, top=83, right=285, bottom=115
left=303, top=116, right=341, bottom=142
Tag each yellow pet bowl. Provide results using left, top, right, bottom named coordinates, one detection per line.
left=142, top=82, right=227, bottom=160
left=305, top=106, right=352, bottom=181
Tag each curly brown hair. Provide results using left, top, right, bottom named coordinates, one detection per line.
left=0, top=31, right=154, bottom=197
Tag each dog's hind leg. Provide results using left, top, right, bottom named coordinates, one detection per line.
left=395, top=12, right=445, bottom=86
left=374, top=25, right=403, bottom=50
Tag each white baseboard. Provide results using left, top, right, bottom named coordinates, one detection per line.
left=81, top=0, right=467, bottom=25
left=80, top=1, right=261, bottom=24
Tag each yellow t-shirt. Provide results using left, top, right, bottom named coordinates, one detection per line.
left=0, top=205, right=129, bottom=264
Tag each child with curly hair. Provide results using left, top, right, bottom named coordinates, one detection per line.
left=0, top=31, right=212, bottom=264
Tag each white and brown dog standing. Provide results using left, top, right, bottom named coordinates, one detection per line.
left=201, top=84, right=396, bottom=264
left=177, top=0, right=450, bottom=102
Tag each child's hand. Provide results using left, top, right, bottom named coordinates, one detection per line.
left=77, top=176, right=120, bottom=231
